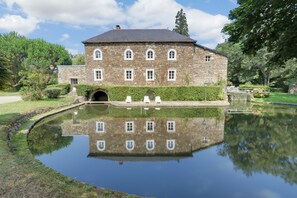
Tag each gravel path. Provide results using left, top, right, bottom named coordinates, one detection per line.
left=0, top=96, right=22, bottom=104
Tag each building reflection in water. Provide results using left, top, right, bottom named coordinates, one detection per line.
left=61, top=106, right=225, bottom=163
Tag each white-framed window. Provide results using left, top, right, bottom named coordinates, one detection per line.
left=94, top=69, right=103, bottom=81
left=146, top=140, right=155, bottom=150
left=96, top=122, right=105, bottom=133
left=167, top=121, right=176, bottom=132
left=166, top=139, right=175, bottom=150
left=167, top=69, right=176, bottom=81
left=146, top=49, right=155, bottom=60
left=146, top=69, right=154, bottom=81
left=126, top=140, right=135, bottom=151
left=168, top=49, right=177, bottom=60
left=93, top=49, right=102, bottom=60
left=124, top=69, right=133, bottom=81
left=146, top=121, right=154, bottom=132
left=125, top=121, right=134, bottom=133
left=205, top=55, right=211, bottom=62
left=97, top=140, right=105, bottom=151
left=124, top=49, right=133, bottom=60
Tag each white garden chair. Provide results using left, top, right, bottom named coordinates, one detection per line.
left=125, top=96, right=132, bottom=103
left=155, top=96, right=161, bottom=103
left=144, top=96, right=150, bottom=103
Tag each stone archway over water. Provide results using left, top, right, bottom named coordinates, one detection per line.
left=90, top=90, right=108, bottom=101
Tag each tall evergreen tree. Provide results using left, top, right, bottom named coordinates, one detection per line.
left=173, top=9, right=189, bottom=37
left=0, top=55, right=11, bottom=90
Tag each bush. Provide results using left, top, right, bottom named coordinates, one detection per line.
left=239, top=84, right=270, bottom=91
left=250, top=88, right=270, bottom=98
left=47, top=84, right=70, bottom=95
left=75, top=85, right=225, bottom=101
left=43, top=88, right=62, bottom=99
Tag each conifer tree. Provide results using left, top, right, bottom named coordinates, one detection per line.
left=173, top=9, right=189, bottom=37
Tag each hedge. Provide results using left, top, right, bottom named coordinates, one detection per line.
left=47, top=84, right=70, bottom=95
left=43, top=88, right=62, bottom=99
left=75, top=85, right=225, bottom=101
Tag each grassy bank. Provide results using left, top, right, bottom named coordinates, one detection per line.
left=0, top=91, right=20, bottom=96
left=0, top=97, right=133, bottom=198
left=253, top=92, right=297, bottom=104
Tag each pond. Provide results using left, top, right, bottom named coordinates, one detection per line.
left=28, top=104, right=297, bottom=198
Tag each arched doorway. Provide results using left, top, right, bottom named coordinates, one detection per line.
left=90, top=90, right=108, bottom=101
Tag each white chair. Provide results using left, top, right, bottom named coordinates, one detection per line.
left=125, top=96, right=132, bottom=103
left=144, top=96, right=150, bottom=103
left=155, top=96, right=161, bottom=103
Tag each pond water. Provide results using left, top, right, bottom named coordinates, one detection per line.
left=28, top=104, right=297, bottom=198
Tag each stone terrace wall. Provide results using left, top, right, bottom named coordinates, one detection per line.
left=58, top=65, right=86, bottom=84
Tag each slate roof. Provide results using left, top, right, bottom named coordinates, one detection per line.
left=82, top=29, right=196, bottom=44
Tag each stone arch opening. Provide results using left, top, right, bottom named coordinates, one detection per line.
left=90, top=90, right=108, bottom=101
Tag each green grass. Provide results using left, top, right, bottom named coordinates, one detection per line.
left=254, top=92, right=297, bottom=103
left=0, top=91, right=20, bottom=96
left=0, top=97, right=133, bottom=197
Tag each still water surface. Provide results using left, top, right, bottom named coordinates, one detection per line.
left=28, top=104, right=297, bottom=198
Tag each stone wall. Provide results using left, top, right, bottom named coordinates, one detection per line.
left=58, top=65, right=86, bottom=84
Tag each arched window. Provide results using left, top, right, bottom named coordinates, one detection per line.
left=124, top=49, right=133, bottom=60
left=126, top=140, right=135, bottom=151
left=166, top=139, right=175, bottom=150
left=168, top=49, right=176, bottom=60
left=93, top=49, right=102, bottom=60
left=146, top=49, right=155, bottom=60
left=146, top=140, right=155, bottom=150
left=97, top=140, right=105, bottom=151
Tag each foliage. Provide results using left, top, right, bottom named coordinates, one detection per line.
left=72, top=54, right=85, bottom=65
left=223, top=0, right=297, bottom=63
left=0, top=55, right=11, bottom=90
left=239, top=84, right=269, bottom=91
left=47, top=84, right=70, bottom=95
left=75, top=85, right=225, bottom=101
left=173, top=9, right=189, bottom=37
left=220, top=112, right=297, bottom=184
left=250, top=88, right=270, bottom=98
left=43, top=88, right=62, bottom=99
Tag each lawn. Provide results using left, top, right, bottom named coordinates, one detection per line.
left=0, top=96, right=132, bottom=198
left=0, top=91, right=20, bottom=96
left=254, top=92, right=297, bottom=104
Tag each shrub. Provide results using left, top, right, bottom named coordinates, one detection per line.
left=239, top=84, right=270, bottom=91
left=250, top=88, right=270, bottom=98
left=47, top=84, right=70, bottom=95
left=43, top=88, right=62, bottom=99
left=75, top=85, right=225, bottom=101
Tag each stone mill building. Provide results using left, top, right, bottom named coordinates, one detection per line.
left=58, top=26, right=228, bottom=100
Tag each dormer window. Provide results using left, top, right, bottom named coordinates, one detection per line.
left=124, top=49, right=133, bottom=60
left=146, top=49, right=155, bottom=60
left=93, top=49, right=102, bottom=60
left=168, top=49, right=176, bottom=60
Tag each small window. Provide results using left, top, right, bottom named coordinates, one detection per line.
left=205, top=55, right=211, bottom=62
left=168, top=70, right=176, bottom=81
left=146, top=69, right=154, bottom=81
left=96, top=122, right=105, bottom=133
left=93, top=49, right=102, bottom=60
left=70, top=78, right=78, bottom=84
left=166, top=139, right=175, bottom=150
left=146, top=121, right=154, bottom=132
left=125, top=121, right=134, bottom=133
left=94, top=69, right=103, bottom=81
left=168, top=49, right=176, bottom=60
left=124, top=49, right=133, bottom=60
left=146, top=140, right=155, bottom=150
left=167, top=121, right=176, bottom=132
left=125, top=69, right=133, bottom=81
left=146, top=49, right=155, bottom=60
left=97, top=140, right=105, bottom=151
left=126, top=140, right=135, bottom=151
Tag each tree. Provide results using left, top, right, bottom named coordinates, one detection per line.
left=173, top=9, right=189, bottom=37
left=223, top=0, right=297, bottom=63
left=0, top=55, right=11, bottom=90
left=72, top=54, right=85, bottom=65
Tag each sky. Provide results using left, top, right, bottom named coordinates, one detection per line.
left=0, top=0, right=238, bottom=54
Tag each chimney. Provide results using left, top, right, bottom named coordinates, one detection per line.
left=115, top=25, right=121, bottom=30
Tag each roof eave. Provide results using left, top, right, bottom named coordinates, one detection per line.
left=194, top=43, right=227, bottom=57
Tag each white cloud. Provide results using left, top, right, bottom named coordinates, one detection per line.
left=59, top=33, right=70, bottom=41
left=67, top=48, right=79, bottom=55
left=257, top=190, right=281, bottom=198
left=0, top=14, right=39, bottom=35
left=6, top=0, right=125, bottom=26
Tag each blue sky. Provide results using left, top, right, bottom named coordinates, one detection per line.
left=0, top=0, right=237, bottom=54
